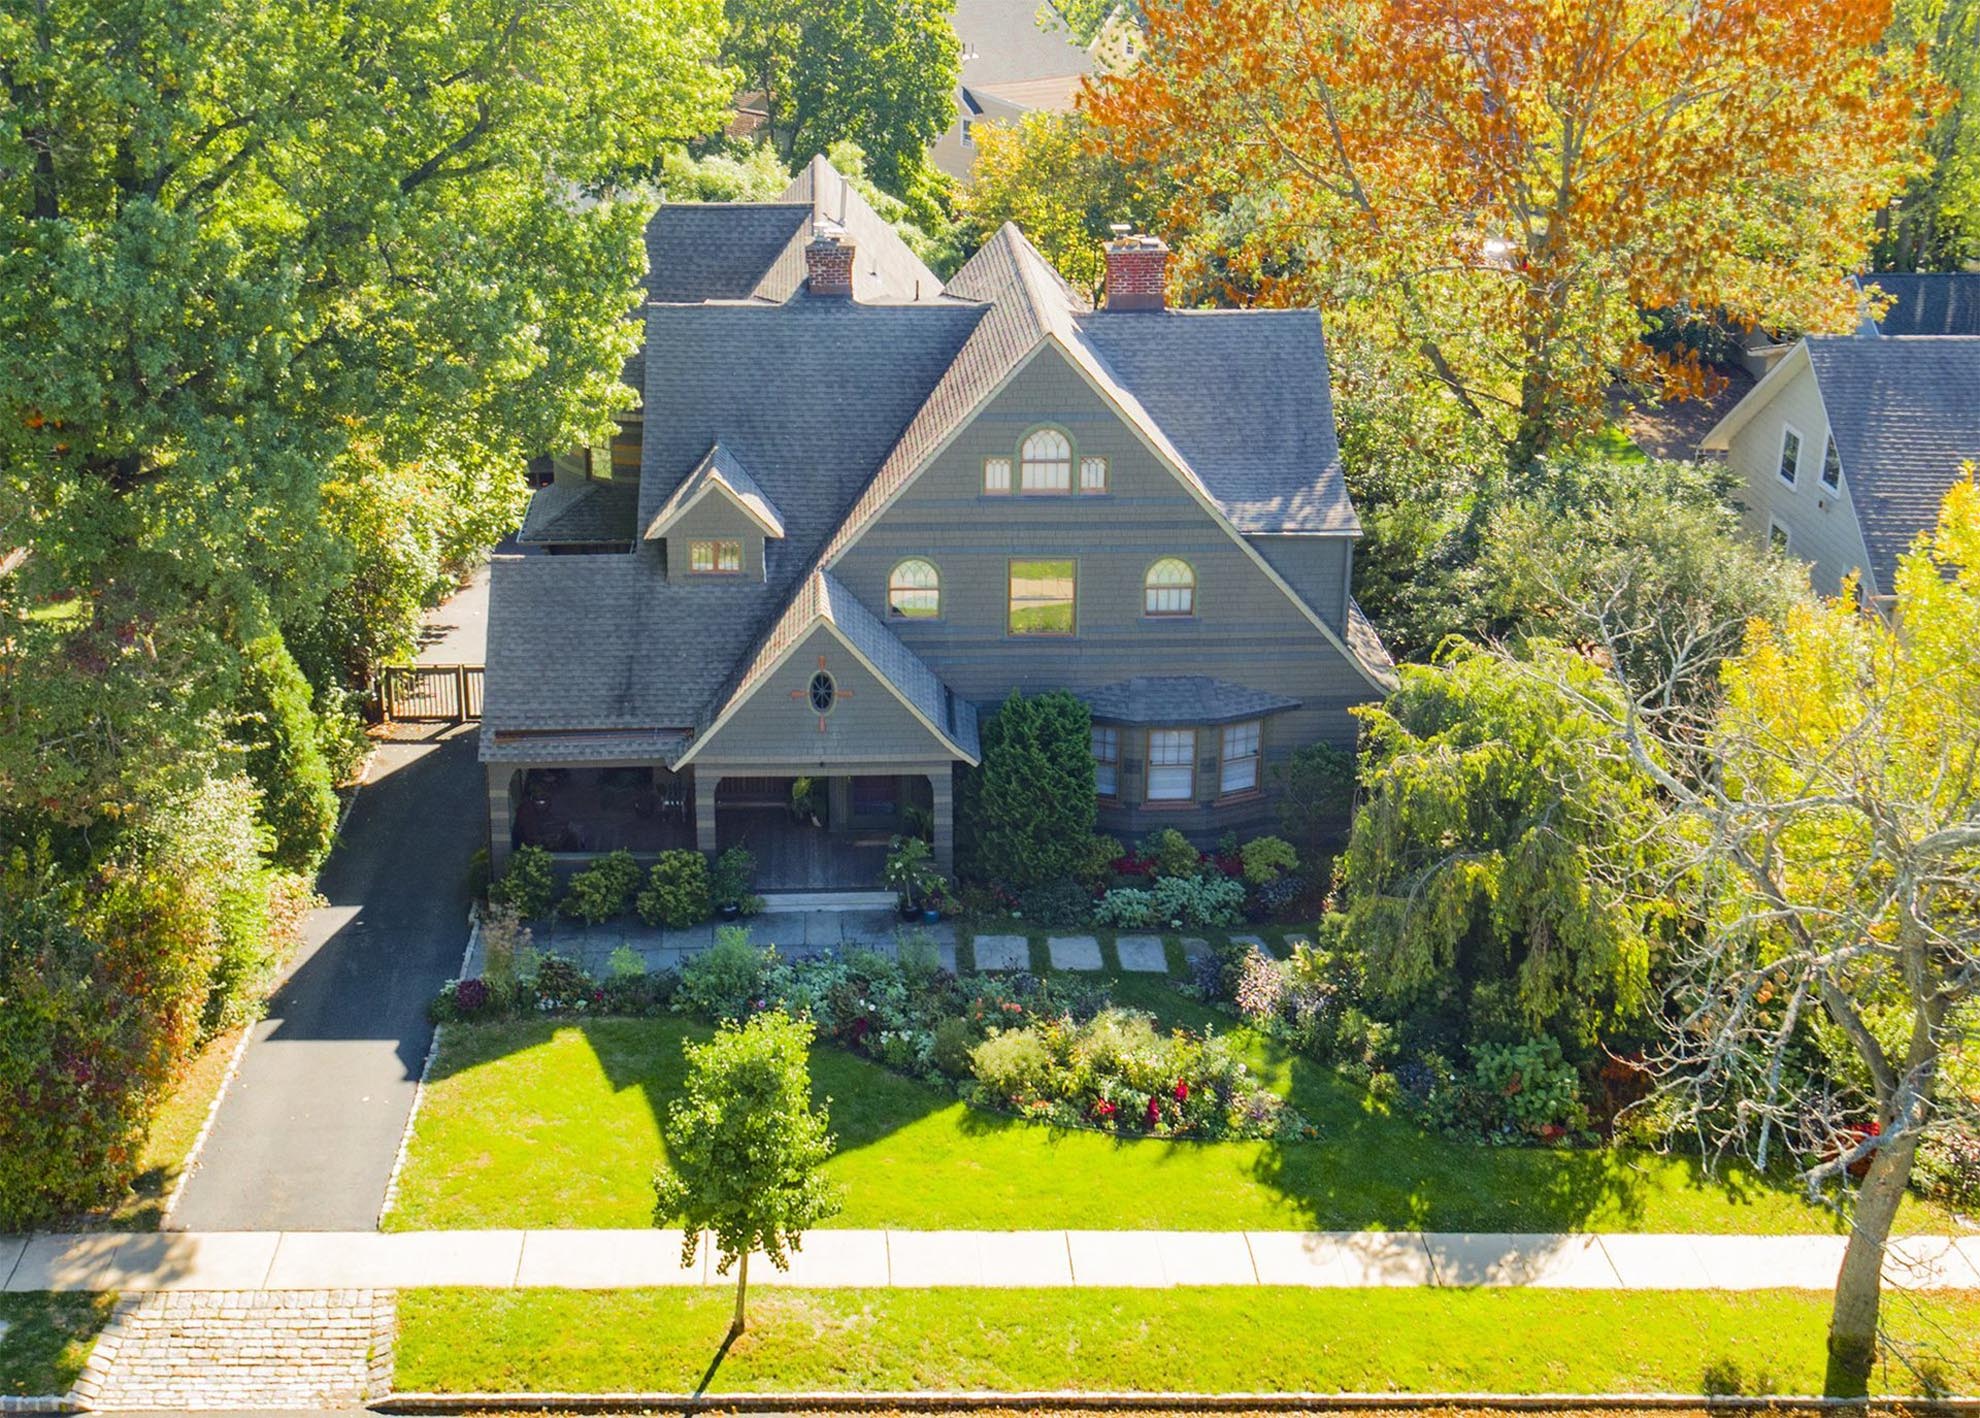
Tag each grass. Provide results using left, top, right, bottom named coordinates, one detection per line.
left=94, top=1026, right=245, bottom=1230
left=393, top=1286, right=1980, bottom=1396
left=388, top=995, right=1949, bottom=1234
left=0, top=1294, right=116, bottom=1397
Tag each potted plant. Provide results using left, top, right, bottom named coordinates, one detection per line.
left=709, top=846, right=757, bottom=921
left=920, top=876, right=953, bottom=925
left=790, top=776, right=823, bottom=827
left=882, top=835, right=937, bottom=920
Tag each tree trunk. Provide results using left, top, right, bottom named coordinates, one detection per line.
left=1825, top=1130, right=1918, bottom=1396
left=729, top=1249, right=750, bottom=1339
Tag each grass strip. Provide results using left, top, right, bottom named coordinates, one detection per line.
left=394, top=1286, right=1980, bottom=1397
left=0, top=1293, right=116, bottom=1397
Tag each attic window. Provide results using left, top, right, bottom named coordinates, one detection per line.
left=1777, top=425, right=1802, bottom=487
left=1020, top=429, right=1073, bottom=493
left=1822, top=435, right=1842, bottom=491
left=690, top=539, right=743, bottom=574
left=983, top=456, right=1013, bottom=494
left=1080, top=456, right=1109, bottom=493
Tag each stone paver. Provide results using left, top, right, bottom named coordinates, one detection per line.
left=1422, top=1232, right=1621, bottom=1288
left=1047, top=934, right=1103, bottom=970
left=76, top=1289, right=393, bottom=1412
left=971, top=933, right=1029, bottom=971
left=485, top=912, right=960, bottom=979
left=1230, top=933, right=1268, bottom=953
left=1179, top=936, right=1212, bottom=963
left=1115, top=934, right=1168, bottom=973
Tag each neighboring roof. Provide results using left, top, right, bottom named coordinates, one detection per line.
left=641, top=156, right=944, bottom=305
left=953, top=0, right=1097, bottom=90
left=1079, top=676, right=1301, bottom=727
left=1346, top=601, right=1401, bottom=693
left=1803, top=335, right=1980, bottom=595
left=516, top=477, right=641, bottom=545
left=644, top=442, right=786, bottom=541
left=1857, top=273, right=1980, bottom=337
left=971, top=74, right=1087, bottom=110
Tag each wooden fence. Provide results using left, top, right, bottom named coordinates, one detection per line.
left=378, top=664, right=483, bottom=722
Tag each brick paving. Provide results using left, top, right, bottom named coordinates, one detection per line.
left=74, top=1289, right=394, bottom=1412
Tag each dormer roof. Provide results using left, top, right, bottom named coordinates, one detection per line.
left=643, top=442, right=786, bottom=541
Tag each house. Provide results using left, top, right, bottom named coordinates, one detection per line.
left=1853, top=272, right=1980, bottom=337
left=932, top=0, right=1104, bottom=179
left=480, top=158, right=1395, bottom=890
left=1702, top=332, right=1980, bottom=604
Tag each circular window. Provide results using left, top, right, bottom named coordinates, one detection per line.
left=808, top=670, right=837, bottom=715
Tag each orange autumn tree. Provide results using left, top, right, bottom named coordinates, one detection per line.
left=1088, top=0, right=1938, bottom=465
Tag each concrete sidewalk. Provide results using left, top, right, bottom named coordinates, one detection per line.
left=5, top=1228, right=1977, bottom=1293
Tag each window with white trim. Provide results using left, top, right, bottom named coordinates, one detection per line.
left=888, top=558, right=940, bottom=618
left=1092, top=725, right=1120, bottom=799
left=1220, top=720, right=1261, bottom=795
left=1822, top=434, right=1842, bottom=491
left=983, top=456, right=1012, bottom=494
left=1147, top=728, right=1197, bottom=801
left=1778, top=425, right=1802, bottom=486
left=1019, top=429, right=1073, bottom=493
left=1144, top=558, right=1195, bottom=616
left=1079, top=455, right=1109, bottom=493
left=690, top=539, right=742, bottom=574
left=1768, top=519, right=1792, bottom=553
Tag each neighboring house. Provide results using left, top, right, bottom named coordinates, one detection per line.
left=932, top=0, right=1104, bottom=179
left=1853, top=272, right=1980, bottom=337
left=1702, top=333, right=1980, bottom=604
left=480, top=158, right=1395, bottom=889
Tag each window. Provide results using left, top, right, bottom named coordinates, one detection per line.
left=1778, top=425, right=1802, bottom=486
left=961, top=119, right=974, bottom=145
left=1079, top=455, right=1109, bottom=493
left=1822, top=434, right=1843, bottom=491
left=1092, top=725, right=1120, bottom=799
left=808, top=670, right=836, bottom=715
left=1147, top=728, right=1197, bottom=801
left=1008, top=559, right=1075, bottom=635
left=1144, top=558, right=1195, bottom=616
left=1019, top=429, right=1073, bottom=493
left=888, top=559, right=941, bottom=619
left=689, top=539, right=742, bottom=574
left=983, top=456, right=1012, bottom=494
left=1220, top=720, right=1261, bottom=795
left=1768, top=519, right=1792, bottom=553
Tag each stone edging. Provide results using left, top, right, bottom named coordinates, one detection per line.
left=378, top=907, right=478, bottom=1225
left=157, top=1018, right=258, bottom=1228
left=67, top=1293, right=136, bottom=1410
left=0, top=1399, right=80, bottom=1414
left=372, top=1391, right=1980, bottom=1414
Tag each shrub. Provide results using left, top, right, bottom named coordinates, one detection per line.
left=1249, top=873, right=1304, bottom=921
left=1018, top=877, right=1091, bottom=928
left=1151, top=873, right=1244, bottom=928
left=1093, top=887, right=1158, bottom=929
left=637, top=850, right=711, bottom=928
left=479, top=905, right=536, bottom=992
left=708, top=847, right=756, bottom=911
left=931, top=1016, right=979, bottom=1079
left=529, top=955, right=598, bottom=1013
left=674, top=926, right=773, bottom=1022
left=489, top=845, right=557, bottom=920
left=1471, top=1036, right=1588, bottom=1138
left=233, top=631, right=339, bottom=873
left=1239, top=835, right=1299, bottom=886
left=1233, top=946, right=1285, bottom=1021
left=964, top=690, right=1097, bottom=889
left=608, top=945, right=647, bottom=978
left=882, top=835, right=942, bottom=912
left=562, top=850, right=642, bottom=923
left=1141, top=828, right=1201, bottom=879
left=1913, top=1116, right=1980, bottom=1209
left=1274, top=741, right=1355, bottom=858
left=968, top=1027, right=1056, bottom=1099
left=1075, top=835, right=1122, bottom=892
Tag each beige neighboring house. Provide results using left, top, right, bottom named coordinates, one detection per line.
left=933, top=0, right=1122, bottom=178
left=1702, top=331, right=1980, bottom=606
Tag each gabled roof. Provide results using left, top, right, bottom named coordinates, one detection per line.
left=1805, top=335, right=1980, bottom=595
left=644, top=442, right=786, bottom=541
left=516, top=477, right=641, bottom=545
left=1857, top=273, right=1980, bottom=337
left=683, top=569, right=980, bottom=765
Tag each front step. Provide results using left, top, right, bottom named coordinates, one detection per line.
left=756, top=890, right=897, bottom=912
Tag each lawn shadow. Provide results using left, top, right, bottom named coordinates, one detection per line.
left=692, top=1328, right=739, bottom=1397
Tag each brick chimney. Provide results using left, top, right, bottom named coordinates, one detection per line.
left=1103, top=232, right=1168, bottom=311
left=806, top=227, right=855, bottom=298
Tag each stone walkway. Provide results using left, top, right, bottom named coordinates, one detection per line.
left=6, top=1228, right=1977, bottom=1293
left=469, top=911, right=960, bottom=977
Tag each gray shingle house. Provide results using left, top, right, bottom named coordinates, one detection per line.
left=482, top=159, right=1395, bottom=889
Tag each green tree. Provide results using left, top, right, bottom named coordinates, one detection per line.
left=963, top=690, right=1097, bottom=891
left=234, top=632, right=338, bottom=874
left=1879, top=0, right=1980, bottom=270
left=1339, top=643, right=1666, bottom=1046
left=722, top=0, right=959, bottom=194
left=653, top=1012, right=841, bottom=1337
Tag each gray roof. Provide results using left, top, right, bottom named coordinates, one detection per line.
left=1805, top=335, right=1980, bottom=595
left=1859, top=273, right=1980, bottom=337
left=644, top=442, right=786, bottom=541
left=516, top=477, right=640, bottom=545
left=1079, top=676, right=1301, bottom=727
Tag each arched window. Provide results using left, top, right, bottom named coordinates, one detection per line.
left=888, top=558, right=941, bottom=619
left=1019, top=428, right=1073, bottom=493
left=1144, top=558, right=1195, bottom=616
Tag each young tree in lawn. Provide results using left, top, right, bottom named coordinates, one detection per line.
left=1528, top=475, right=1980, bottom=1394
left=1087, top=0, right=1937, bottom=465
left=653, top=1012, right=841, bottom=1338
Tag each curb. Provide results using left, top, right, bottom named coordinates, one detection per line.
left=372, top=1392, right=1980, bottom=1415
left=157, top=1020, right=258, bottom=1229
left=378, top=906, right=477, bottom=1226
left=0, top=1400, right=81, bottom=1415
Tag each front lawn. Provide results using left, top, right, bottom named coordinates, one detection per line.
left=0, top=1294, right=115, bottom=1397
left=387, top=1003, right=1942, bottom=1234
left=394, top=1286, right=1980, bottom=1396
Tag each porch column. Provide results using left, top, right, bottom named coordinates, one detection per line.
left=928, top=766, right=954, bottom=874
left=487, top=766, right=516, bottom=872
left=694, top=771, right=720, bottom=855
left=827, top=777, right=852, bottom=835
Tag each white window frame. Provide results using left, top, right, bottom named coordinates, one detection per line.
left=961, top=119, right=974, bottom=146
left=1146, top=728, right=1197, bottom=802
left=1019, top=428, right=1074, bottom=494
left=1777, top=423, right=1803, bottom=488
left=1079, top=455, right=1109, bottom=493
left=1092, top=725, right=1120, bottom=800
left=887, top=558, right=941, bottom=619
left=982, top=455, right=1012, bottom=495
left=1143, top=558, right=1196, bottom=617
left=1220, top=720, right=1261, bottom=796
left=1767, top=518, right=1793, bottom=554
left=1822, top=433, right=1843, bottom=492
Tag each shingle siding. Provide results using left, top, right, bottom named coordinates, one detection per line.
left=1726, top=358, right=1875, bottom=598
left=662, top=499, right=770, bottom=582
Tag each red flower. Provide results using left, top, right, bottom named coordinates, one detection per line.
left=1173, top=1078, right=1190, bottom=1103
left=1145, top=1096, right=1161, bottom=1129
left=1094, top=1100, right=1116, bottom=1118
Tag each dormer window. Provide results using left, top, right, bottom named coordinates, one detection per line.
left=690, top=539, right=742, bottom=574
left=1020, top=429, right=1073, bottom=492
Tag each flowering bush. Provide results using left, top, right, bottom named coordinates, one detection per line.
left=1233, top=946, right=1285, bottom=1021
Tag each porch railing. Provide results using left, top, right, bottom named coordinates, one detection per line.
left=378, top=663, right=483, bottom=722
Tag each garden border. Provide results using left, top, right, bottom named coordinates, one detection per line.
left=378, top=906, right=478, bottom=1225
